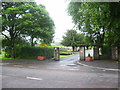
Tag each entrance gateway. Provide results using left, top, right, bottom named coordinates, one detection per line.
left=79, top=45, right=100, bottom=61
left=79, top=45, right=119, bottom=61
left=53, top=46, right=119, bottom=61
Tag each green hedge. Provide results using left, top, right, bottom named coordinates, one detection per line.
left=60, top=52, right=72, bottom=55
left=17, top=47, right=54, bottom=59
left=60, top=49, right=72, bottom=55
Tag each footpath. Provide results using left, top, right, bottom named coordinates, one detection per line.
left=77, top=59, right=119, bottom=71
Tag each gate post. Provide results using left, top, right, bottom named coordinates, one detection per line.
left=79, top=46, right=85, bottom=61
left=118, top=47, right=120, bottom=61
left=54, top=47, right=60, bottom=61
left=111, top=45, right=118, bottom=60
left=93, top=45, right=99, bottom=60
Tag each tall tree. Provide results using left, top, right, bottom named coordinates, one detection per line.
left=61, top=29, right=86, bottom=51
left=1, top=2, right=55, bottom=58
left=22, top=4, right=55, bottom=46
left=67, top=2, right=120, bottom=46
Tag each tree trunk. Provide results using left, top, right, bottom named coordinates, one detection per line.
left=11, top=46, right=15, bottom=58
left=101, top=26, right=105, bottom=55
left=72, top=46, right=75, bottom=51
left=31, top=37, right=34, bottom=46
left=10, top=40, right=15, bottom=58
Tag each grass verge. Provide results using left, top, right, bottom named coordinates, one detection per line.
left=60, top=54, right=73, bottom=58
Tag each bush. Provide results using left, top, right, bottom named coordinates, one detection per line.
left=60, top=52, right=72, bottom=55
left=118, top=56, right=120, bottom=61
left=60, top=49, right=72, bottom=55
left=16, top=46, right=54, bottom=59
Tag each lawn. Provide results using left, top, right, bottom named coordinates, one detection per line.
left=60, top=54, right=73, bottom=58
left=59, top=49, right=73, bottom=58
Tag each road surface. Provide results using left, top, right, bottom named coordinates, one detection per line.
left=1, top=54, right=118, bottom=88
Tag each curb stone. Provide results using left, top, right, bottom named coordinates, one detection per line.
left=77, top=61, right=120, bottom=72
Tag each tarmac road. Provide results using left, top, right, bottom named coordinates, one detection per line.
left=1, top=54, right=119, bottom=88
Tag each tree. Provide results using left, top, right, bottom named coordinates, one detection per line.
left=67, top=2, right=120, bottom=47
left=105, top=2, right=120, bottom=46
left=61, top=29, right=86, bottom=51
left=22, top=4, right=55, bottom=46
left=1, top=2, right=55, bottom=58
left=2, top=36, right=30, bottom=57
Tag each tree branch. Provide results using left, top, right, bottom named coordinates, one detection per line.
left=1, top=32, right=10, bottom=41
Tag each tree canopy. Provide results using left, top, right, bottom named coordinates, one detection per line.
left=61, top=29, right=87, bottom=51
left=1, top=2, right=55, bottom=58
left=67, top=2, right=120, bottom=46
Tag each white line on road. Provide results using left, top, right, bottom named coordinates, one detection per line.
left=68, top=69, right=79, bottom=71
left=26, top=77, right=43, bottom=81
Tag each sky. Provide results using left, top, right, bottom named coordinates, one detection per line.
left=34, top=0, right=74, bottom=42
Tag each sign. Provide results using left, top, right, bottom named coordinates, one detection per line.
left=39, top=44, right=47, bottom=47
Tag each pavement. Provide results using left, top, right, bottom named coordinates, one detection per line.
left=77, top=59, right=119, bottom=71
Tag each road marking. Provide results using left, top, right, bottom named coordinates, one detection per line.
left=72, top=67, right=78, bottom=68
left=26, top=77, right=43, bottom=81
left=102, top=70, right=106, bottom=71
left=60, top=65, right=66, bottom=66
left=68, top=69, right=79, bottom=71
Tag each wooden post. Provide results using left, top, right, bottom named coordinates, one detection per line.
left=79, top=46, right=85, bottom=61
left=54, top=47, right=60, bottom=61
left=93, top=45, right=99, bottom=60
left=111, top=46, right=118, bottom=60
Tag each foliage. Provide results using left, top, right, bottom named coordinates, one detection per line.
left=67, top=2, right=120, bottom=46
left=60, top=55, right=72, bottom=58
left=60, top=49, right=72, bottom=55
left=2, top=2, right=55, bottom=58
left=2, top=36, right=30, bottom=57
left=61, top=30, right=77, bottom=46
left=88, top=53, right=91, bottom=57
left=61, top=29, right=87, bottom=51
left=16, top=46, right=54, bottom=59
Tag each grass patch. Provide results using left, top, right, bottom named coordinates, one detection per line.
left=60, top=54, right=73, bottom=58
left=0, top=51, right=14, bottom=60
left=1, top=57, right=14, bottom=60
left=60, top=49, right=72, bottom=55
left=59, top=49, right=73, bottom=58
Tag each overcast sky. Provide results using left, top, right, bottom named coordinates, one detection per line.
left=35, top=0, right=74, bottom=42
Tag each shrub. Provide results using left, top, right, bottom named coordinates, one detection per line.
left=88, top=53, right=91, bottom=57
left=60, top=49, right=72, bottom=55
left=16, top=46, right=54, bottom=59
left=60, top=52, right=72, bottom=55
